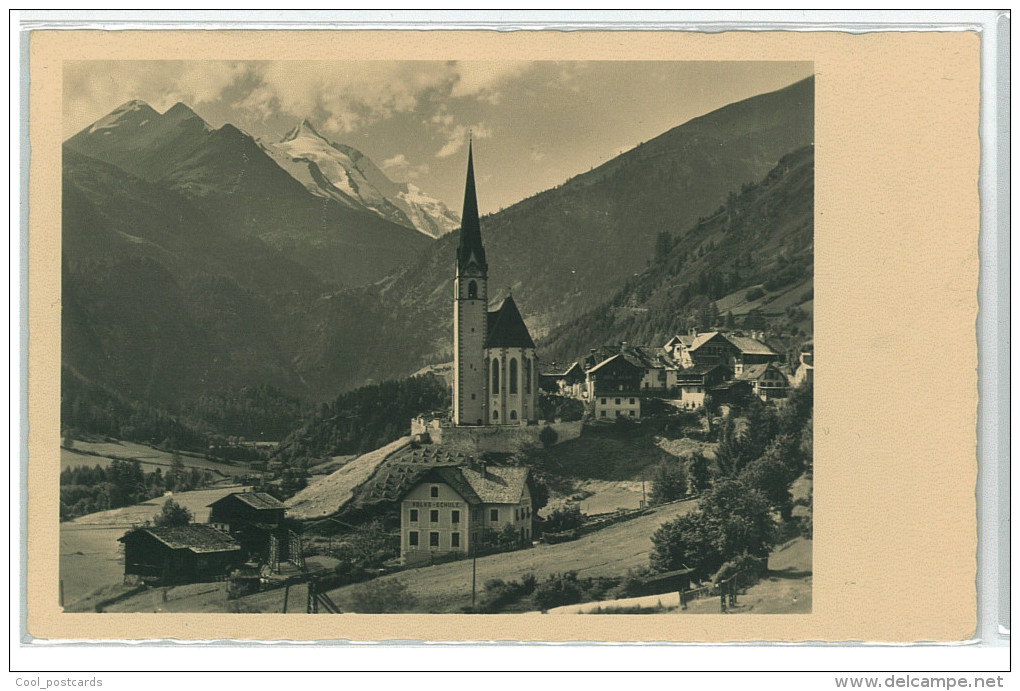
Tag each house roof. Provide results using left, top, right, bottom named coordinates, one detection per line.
left=689, top=331, right=723, bottom=351
left=586, top=353, right=640, bottom=376
left=677, top=364, right=725, bottom=384
left=736, top=362, right=788, bottom=382
left=540, top=361, right=581, bottom=378
left=404, top=465, right=529, bottom=506
left=585, top=344, right=672, bottom=372
left=485, top=295, right=535, bottom=349
left=120, top=525, right=241, bottom=554
left=724, top=334, right=777, bottom=356
left=208, top=491, right=286, bottom=511
left=460, top=465, right=530, bottom=504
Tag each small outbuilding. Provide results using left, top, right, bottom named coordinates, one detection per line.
left=119, top=524, right=243, bottom=585
left=207, top=491, right=294, bottom=565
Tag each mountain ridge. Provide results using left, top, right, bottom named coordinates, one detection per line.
left=62, top=76, right=814, bottom=415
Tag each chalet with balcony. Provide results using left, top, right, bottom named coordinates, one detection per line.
left=736, top=362, right=791, bottom=401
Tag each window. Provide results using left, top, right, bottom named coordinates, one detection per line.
left=510, top=410, right=517, bottom=420
left=490, top=508, right=499, bottom=522
left=491, top=358, right=500, bottom=391
left=515, top=509, right=519, bottom=521
left=509, top=358, right=518, bottom=394
left=493, top=410, right=499, bottom=420
left=524, top=358, right=532, bottom=394
left=408, top=531, right=419, bottom=546
left=451, top=532, right=461, bottom=548
left=429, top=532, right=439, bottom=547
left=629, top=398, right=635, bottom=404
left=644, top=382, right=649, bottom=388
left=430, top=509, right=439, bottom=523
left=600, top=410, right=606, bottom=417
left=452, top=510, right=460, bottom=524
left=615, top=398, right=621, bottom=405
left=468, top=280, right=477, bottom=299
left=600, top=397, right=606, bottom=404
left=409, top=509, right=419, bottom=523
left=629, top=410, right=636, bottom=417
left=430, top=486, right=439, bottom=498
left=471, top=393, right=476, bottom=400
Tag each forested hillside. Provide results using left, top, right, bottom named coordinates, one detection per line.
left=540, top=145, right=814, bottom=366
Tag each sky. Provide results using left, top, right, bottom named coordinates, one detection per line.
left=64, top=61, right=813, bottom=214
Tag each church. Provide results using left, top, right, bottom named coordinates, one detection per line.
left=452, top=142, right=539, bottom=427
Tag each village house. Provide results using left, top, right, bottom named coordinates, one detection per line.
left=207, top=491, right=295, bottom=567
left=398, top=464, right=532, bottom=565
left=793, top=342, right=814, bottom=387
left=538, top=361, right=585, bottom=398
left=666, top=330, right=779, bottom=374
left=736, top=361, right=791, bottom=401
left=676, top=364, right=729, bottom=410
left=583, top=353, right=645, bottom=419
left=119, top=524, right=243, bottom=585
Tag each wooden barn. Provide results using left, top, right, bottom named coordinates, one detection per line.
left=207, top=491, right=296, bottom=566
left=119, top=525, right=242, bottom=585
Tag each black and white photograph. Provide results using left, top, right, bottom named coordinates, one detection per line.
left=58, top=58, right=816, bottom=616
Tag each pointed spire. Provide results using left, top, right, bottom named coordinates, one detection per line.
left=457, top=138, right=486, bottom=273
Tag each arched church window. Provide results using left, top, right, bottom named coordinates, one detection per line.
left=524, top=358, right=532, bottom=394
left=492, top=410, right=499, bottom=420
left=510, top=410, right=518, bottom=420
left=492, top=359, right=500, bottom=391
left=468, top=280, right=477, bottom=299
left=509, top=358, right=518, bottom=394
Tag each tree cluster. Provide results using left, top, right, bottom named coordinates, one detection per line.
left=271, top=374, right=451, bottom=467
left=59, top=457, right=215, bottom=521
left=650, top=384, right=813, bottom=578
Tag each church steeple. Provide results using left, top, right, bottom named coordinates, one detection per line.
left=456, top=138, right=487, bottom=274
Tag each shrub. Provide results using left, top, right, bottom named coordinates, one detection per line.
left=152, top=498, right=193, bottom=527
left=533, top=572, right=585, bottom=612
left=712, top=553, right=767, bottom=587
left=745, top=286, right=765, bottom=302
left=538, top=426, right=558, bottom=448
left=684, top=451, right=712, bottom=493
left=648, top=460, right=688, bottom=505
left=649, top=511, right=720, bottom=580
left=476, top=573, right=538, bottom=613
left=542, top=504, right=585, bottom=534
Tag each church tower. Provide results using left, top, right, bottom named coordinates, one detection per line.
left=452, top=140, right=488, bottom=426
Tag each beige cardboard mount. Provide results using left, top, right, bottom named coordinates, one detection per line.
left=27, top=29, right=979, bottom=642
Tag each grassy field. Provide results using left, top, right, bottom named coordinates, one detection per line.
left=60, top=485, right=249, bottom=606
left=62, top=439, right=246, bottom=478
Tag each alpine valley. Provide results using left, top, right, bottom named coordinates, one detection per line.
left=62, top=76, right=814, bottom=443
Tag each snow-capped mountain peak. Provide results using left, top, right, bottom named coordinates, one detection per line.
left=262, top=120, right=459, bottom=239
